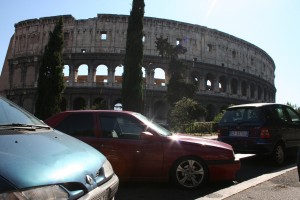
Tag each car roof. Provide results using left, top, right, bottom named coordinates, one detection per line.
left=58, top=109, right=138, bottom=115
left=228, top=103, right=282, bottom=109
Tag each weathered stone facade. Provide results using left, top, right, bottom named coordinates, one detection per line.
left=0, top=14, right=276, bottom=121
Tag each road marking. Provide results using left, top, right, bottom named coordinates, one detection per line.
left=235, top=153, right=255, bottom=160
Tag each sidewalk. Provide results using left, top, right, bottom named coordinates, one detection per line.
left=200, top=166, right=300, bottom=200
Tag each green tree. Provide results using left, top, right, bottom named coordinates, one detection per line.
left=122, top=0, right=145, bottom=112
left=169, top=97, right=206, bottom=131
left=155, top=36, right=196, bottom=106
left=212, top=110, right=225, bottom=123
left=35, top=18, right=65, bottom=120
left=287, top=102, right=300, bottom=113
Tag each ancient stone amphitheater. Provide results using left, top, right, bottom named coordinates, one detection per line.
left=0, top=14, right=276, bottom=121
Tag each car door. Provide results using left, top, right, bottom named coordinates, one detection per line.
left=273, top=105, right=296, bottom=148
left=97, top=113, right=163, bottom=180
left=284, top=106, right=300, bottom=147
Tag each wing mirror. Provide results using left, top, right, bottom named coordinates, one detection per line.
left=140, top=131, right=155, bottom=141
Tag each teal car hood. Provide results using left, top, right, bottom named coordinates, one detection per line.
left=0, top=129, right=106, bottom=189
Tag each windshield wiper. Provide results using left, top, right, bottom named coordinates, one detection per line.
left=0, top=123, right=51, bottom=130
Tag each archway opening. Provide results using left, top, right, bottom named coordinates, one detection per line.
left=77, top=64, right=88, bottom=83
left=73, top=97, right=86, bottom=110
left=154, top=68, right=166, bottom=86
left=96, top=64, right=108, bottom=83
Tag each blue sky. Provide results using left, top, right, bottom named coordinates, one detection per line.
left=1, top=0, right=299, bottom=106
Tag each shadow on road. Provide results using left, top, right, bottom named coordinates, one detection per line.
left=115, top=154, right=297, bottom=200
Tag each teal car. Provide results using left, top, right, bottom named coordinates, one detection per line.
left=0, top=96, right=119, bottom=200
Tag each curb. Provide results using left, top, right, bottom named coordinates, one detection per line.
left=198, top=166, right=297, bottom=200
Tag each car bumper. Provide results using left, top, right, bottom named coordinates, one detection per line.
left=218, top=137, right=274, bottom=155
left=79, top=174, right=119, bottom=200
left=207, top=157, right=241, bottom=182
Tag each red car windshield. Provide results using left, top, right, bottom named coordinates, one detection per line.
left=133, top=113, right=172, bottom=136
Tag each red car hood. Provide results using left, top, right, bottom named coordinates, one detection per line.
left=170, top=133, right=233, bottom=150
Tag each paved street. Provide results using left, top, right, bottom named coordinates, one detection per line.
left=202, top=167, right=299, bottom=200
left=116, top=153, right=298, bottom=200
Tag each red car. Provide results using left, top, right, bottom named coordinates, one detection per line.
left=45, top=110, right=240, bottom=189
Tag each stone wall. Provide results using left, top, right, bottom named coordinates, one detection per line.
left=0, top=14, right=276, bottom=121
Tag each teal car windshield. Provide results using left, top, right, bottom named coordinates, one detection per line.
left=133, top=113, right=172, bottom=136
left=0, top=96, right=44, bottom=126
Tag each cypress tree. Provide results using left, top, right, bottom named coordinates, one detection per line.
left=35, top=18, right=65, bottom=120
left=122, top=0, right=145, bottom=112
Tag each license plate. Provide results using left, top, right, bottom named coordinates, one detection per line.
left=229, top=131, right=248, bottom=137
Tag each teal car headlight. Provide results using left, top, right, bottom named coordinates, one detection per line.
left=103, top=159, right=114, bottom=178
left=0, top=185, right=68, bottom=200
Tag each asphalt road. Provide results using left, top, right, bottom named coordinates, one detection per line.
left=222, top=167, right=300, bottom=200
left=115, top=154, right=297, bottom=200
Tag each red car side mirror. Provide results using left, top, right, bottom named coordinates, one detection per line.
left=140, top=131, right=155, bottom=141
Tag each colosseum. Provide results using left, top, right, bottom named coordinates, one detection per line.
left=0, top=14, right=276, bottom=121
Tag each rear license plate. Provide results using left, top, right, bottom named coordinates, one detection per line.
left=229, top=131, right=249, bottom=137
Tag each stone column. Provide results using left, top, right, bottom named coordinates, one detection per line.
left=237, top=81, right=241, bottom=96
left=107, top=66, right=115, bottom=84
left=227, top=81, right=231, bottom=94
left=69, top=65, right=77, bottom=83
left=21, top=63, right=27, bottom=88
left=8, top=61, right=14, bottom=89
left=246, top=85, right=250, bottom=98
left=88, top=65, right=96, bottom=83
left=145, top=68, right=151, bottom=86
left=199, top=76, right=205, bottom=91
left=213, top=79, right=219, bottom=92
left=150, top=69, right=155, bottom=86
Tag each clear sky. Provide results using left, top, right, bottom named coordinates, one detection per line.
left=1, top=0, right=299, bottom=106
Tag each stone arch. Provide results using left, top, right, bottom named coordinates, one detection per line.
left=205, top=73, right=215, bottom=91
left=231, top=78, right=238, bottom=95
left=142, top=67, right=146, bottom=78
left=60, top=97, right=67, bottom=111
left=63, top=65, right=70, bottom=82
left=93, top=97, right=107, bottom=109
left=206, top=104, right=217, bottom=121
left=22, top=98, right=33, bottom=112
left=220, top=105, right=228, bottom=112
left=96, top=64, right=108, bottom=83
left=154, top=68, right=166, bottom=86
left=153, top=100, right=168, bottom=121
left=73, top=97, right=86, bottom=110
left=190, top=71, right=200, bottom=87
left=114, top=65, right=124, bottom=84
left=77, top=64, right=88, bottom=83
left=219, top=76, right=227, bottom=93
left=113, top=98, right=122, bottom=110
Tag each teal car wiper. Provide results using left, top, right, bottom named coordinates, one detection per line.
left=0, top=123, right=51, bottom=130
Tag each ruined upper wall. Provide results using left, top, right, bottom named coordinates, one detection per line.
left=11, top=14, right=275, bottom=84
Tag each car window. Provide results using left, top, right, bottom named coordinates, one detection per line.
left=286, top=107, right=300, bottom=123
left=99, top=117, right=121, bottom=138
left=55, top=113, right=94, bottom=137
left=274, top=107, right=289, bottom=122
left=220, top=107, right=262, bottom=123
left=99, top=115, right=144, bottom=139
